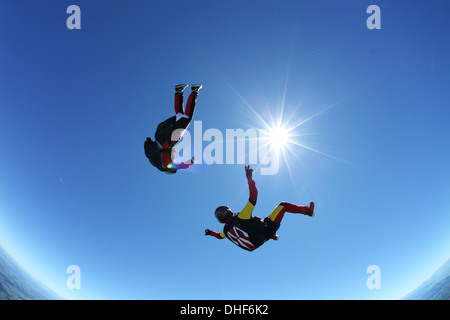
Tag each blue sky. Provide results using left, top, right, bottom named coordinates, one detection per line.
left=0, top=0, right=449, bottom=300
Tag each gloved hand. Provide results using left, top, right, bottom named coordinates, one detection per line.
left=205, top=229, right=211, bottom=236
left=245, top=165, right=253, bottom=181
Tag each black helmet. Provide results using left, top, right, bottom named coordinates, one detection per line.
left=214, top=206, right=233, bottom=223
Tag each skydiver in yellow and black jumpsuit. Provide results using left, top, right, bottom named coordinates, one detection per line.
left=205, top=165, right=315, bottom=251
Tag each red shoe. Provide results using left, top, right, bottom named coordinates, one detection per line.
left=308, top=202, right=315, bottom=217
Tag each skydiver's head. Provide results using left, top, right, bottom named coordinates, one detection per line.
left=215, top=206, right=233, bottom=223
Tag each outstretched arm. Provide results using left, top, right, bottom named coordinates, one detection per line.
left=237, top=166, right=258, bottom=220
left=245, top=165, right=257, bottom=205
left=247, top=180, right=257, bottom=205
left=205, top=229, right=225, bottom=239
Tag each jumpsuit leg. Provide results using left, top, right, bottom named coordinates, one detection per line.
left=268, top=202, right=310, bottom=224
left=174, top=90, right=198, bottom=120
left=170, top=92, right=198, bottom=143
left=174, top=92, right=184, bottom=114
left=183, top=92, right=198, bottom=121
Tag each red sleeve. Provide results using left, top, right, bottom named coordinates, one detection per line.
left=208, top=230, right=224, bottom=239
left=162, top=142, right=192, bottom=170
left=248, top=179, right=258, bottom=205
left=161, top=142, right=173, bottom=169
left=162, top=152, right=172, bottom=168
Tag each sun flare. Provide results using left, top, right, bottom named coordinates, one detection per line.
left=267, top=124, right=291, bottom=149
left=223, top=70, right=354, bottom=179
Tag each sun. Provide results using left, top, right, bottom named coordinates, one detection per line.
left=267, top=124, right=291, bottom=150
left=222, top=66, right=355, bottom=180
